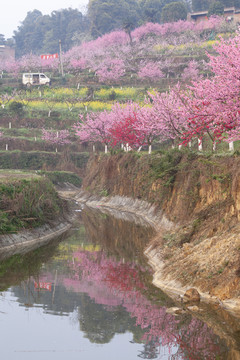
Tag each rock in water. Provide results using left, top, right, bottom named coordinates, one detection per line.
left=183, top=288, right=200, bottom=303
left=166, top=307, right=185, bottom=315
left=187, top=305, right=201, bottom=312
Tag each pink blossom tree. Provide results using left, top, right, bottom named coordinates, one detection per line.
left=181, top=60, right=200, bottom=82
left=178, top=33, right=240, bottom=147
left=74, top=111, right=114, bottom=153
left=0, top=90, right=17, bottom=109
left=41, top=57, right=59, bottom=73
left=95, top=58, right=125, bottom=83
left=137, top=61, right=164, bottom=81
left=109, top=113, right=146, bottom=150
left=42, top=129, right=70, bottom=152
left=134, top=105, right=162, bottom=154
left=149, top=85, right=189, bottom=147
left=2, top=59, right=20, bottom=79
left=107, top=102, right=139, bottom=150
left=69, top=58, right=87, bottom=73
left=19, top=54, right=41, bottom=71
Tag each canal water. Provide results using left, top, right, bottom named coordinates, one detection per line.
left=0, top=206, right=239, bottom=360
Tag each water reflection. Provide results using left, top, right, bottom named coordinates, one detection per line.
left=82, top=206, right=156, bottom=263
left=0, top=208, right=237, bottom=359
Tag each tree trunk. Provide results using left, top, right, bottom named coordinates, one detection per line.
left=229, top=142, right=234, bottom=151
left=198, top=139, right=203, bottom=151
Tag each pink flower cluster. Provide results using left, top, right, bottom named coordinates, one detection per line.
left=137, top=61, right=164, bottom=80
left=0, top=16, right=229, bottom=83
left=42, top=129, right=70, bottom=145
left=75, top=32, right=240, bottom=148
left=131, top=17, right=223, bottom=41
left=95, top=58, right=125, bottom=82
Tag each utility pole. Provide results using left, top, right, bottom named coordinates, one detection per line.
left=59, top=39, right=64, bottom=77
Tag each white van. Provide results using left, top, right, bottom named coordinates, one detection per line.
left=22, top=73, right=51, bottom=86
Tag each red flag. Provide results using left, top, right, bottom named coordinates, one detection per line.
left=34, top=281, right=52, bottom=291
left=41, top=53, right=58, bottom=60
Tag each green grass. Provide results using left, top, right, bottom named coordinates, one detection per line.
left=0, top=151, right=89, bottom=171
left=0, top=176, right=66, bottom=234
left=37, top=170, right=82, bottom=187
left=150, top=148, right=183, bottom=186
left=0, top=169, right=39, bottom=181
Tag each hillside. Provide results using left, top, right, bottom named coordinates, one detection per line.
left=0, top=16, right=237, bottom=90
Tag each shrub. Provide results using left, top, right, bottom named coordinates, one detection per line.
left=0, top=177, right=66, bottom=233
left=8, top=101, right=24, bottom=117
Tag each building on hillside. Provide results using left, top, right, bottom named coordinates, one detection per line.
left=0, top=45, right=15, bottom=61
left=189, top=7, right=240, bottom=23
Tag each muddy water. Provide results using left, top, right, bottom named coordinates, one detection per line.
left=0, top=207, right=239, bottom=360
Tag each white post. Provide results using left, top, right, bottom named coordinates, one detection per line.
left=105, top=144, right=108, bottom=154
left=93, top=144, right=95, bottom=152
left=55, top=147, right=58, bottom=153
left=189, top=141, right=192, bottom=148
left=77, top=83, right=80, bottom=90
left=57, top=131, right=59, bottom=138
left=198, top=139, right=203, bottom=151
left=85, top=105, right=88, bottom=111
left=178, top=144, right=182, bottom=150
left=6, top=144, right=8, bottom=151
left=9, top=122, right=11, bottom=129
left=148, top=144, right=152, bottom=154
left=229, top=141, right=234, bottom=151
left=212, top=141, right=216, bottom=152
left=34, top=136, right=37, bottom=141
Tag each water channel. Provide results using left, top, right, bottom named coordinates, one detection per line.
left=0, top=206, right=239, bottom=359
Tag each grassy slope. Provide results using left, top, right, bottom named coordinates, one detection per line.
left=0, top=171, right=68, bottom=234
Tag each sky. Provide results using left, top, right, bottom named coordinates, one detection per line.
left=1, top=0, right=89, bottom=39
